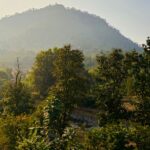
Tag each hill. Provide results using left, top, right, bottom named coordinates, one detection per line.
left=0, top=4, right=141, bottom=67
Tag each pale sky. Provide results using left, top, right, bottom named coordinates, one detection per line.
left=0, top=0, right=150, bottom=44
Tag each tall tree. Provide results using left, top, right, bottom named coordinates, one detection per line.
left=2, top=59, right=32, bottom=116
left=95, top=49, right=126, bottom=125
left=29, top=49, right=56, bottom=97
left=51, top=45, right=87, bottom=128
left=134, top=37, right=150, bottom=125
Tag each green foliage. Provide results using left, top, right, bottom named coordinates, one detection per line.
left=52, top=45, right=88, bottom=124
left=49, top=127, right=84, bottom=150
left=88, top=122, right=150, bottom=150
left=44, top=95, right=65, bottom=136
left=28, top=49, right=56, bottom=97
left=93, top=43, right=150, bottom=126
left=95, top=49, right=127, bottom=125
left=133, top=37, right=150, bottom=125
left=2, top=82, right=32, bottom=116
left=17, top=129, right=50, bottom=150
left=121, top=38, right=150, bottom=125
left=0, top=115, right=32, bottom=150
left=1, top=67, right=32, bottom=116
left=17, top=96, right=84, bottom=150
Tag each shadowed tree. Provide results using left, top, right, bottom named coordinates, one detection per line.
left=29, top=49, right=56, bottom=97
left=2, top=59, right=32, bottom=116
left=95, top=49, right=126, bottom=125
left=51, top=45, right=87, bottom=130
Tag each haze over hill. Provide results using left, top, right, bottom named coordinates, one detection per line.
left=0, top=4, right=142, bottom=68
left=0, top=4, right=140, bottom=52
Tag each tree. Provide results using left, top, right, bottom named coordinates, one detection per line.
left=134, top=37, right=150, bottom=125
left=95, top=49, right=126, bottom=125
left=2, top=59, right=32, bottom=116
left=29, top=49, right=56, bottom=97
left=52, top=45, right=87, bottom=129
left=122, top=38, right=150, bottom=125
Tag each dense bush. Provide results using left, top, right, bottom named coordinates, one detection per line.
left=88, top=122, right=150, bottom=150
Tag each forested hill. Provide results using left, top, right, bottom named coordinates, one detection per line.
left=0, top=4, right=140, bottom=52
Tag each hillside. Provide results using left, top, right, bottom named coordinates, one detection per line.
left=0, top=4, right=141, bottom=67
left=0, top=4, right=140, bottom=51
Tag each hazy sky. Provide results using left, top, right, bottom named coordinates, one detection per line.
left=0, top=0, right=149, bottom=44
